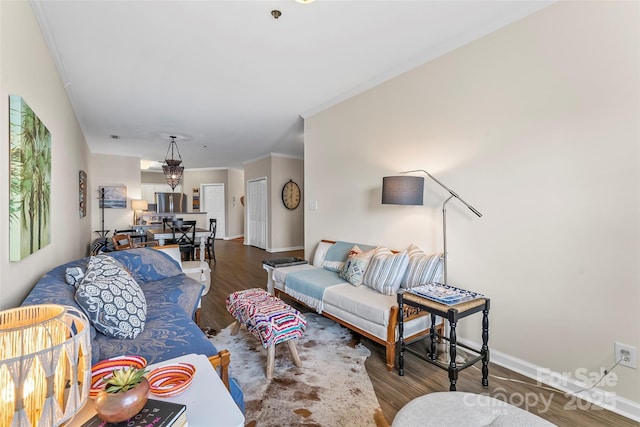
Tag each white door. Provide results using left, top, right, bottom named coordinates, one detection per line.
left=202, top=184, right=226, bottom=239
left=247, top=178, right=267, bottom=249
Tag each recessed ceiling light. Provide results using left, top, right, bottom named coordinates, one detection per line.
left=295, top=0, right=315, bottom=4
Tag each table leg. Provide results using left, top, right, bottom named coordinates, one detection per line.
left=267, top=344, right=275, bottom=380
left=429, top=313, right=437, bottom=361
left=448, top=318, right=458, bottom=391
left=482, top=305, right=490, bottom=387
left=263, top=265, right=275, bottom=294
left=398, top=294, right=405, bottom=376
left=198, top=236, right=207, bottom=280
left=287, top=340, right=302, bottom=368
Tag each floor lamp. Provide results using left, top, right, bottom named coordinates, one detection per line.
left=382, top=169, right=482, bottom=285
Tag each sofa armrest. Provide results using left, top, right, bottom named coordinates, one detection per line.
left=208, top=349, right=231, bottom=391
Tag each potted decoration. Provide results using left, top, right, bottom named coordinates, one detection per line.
left=95, top=366, right=150, bottom=423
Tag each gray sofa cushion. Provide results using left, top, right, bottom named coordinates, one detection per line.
left=108, top=248, right=182, bottom=283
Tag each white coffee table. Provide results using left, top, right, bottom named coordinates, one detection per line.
left=70, top=353, right=245, bottom=427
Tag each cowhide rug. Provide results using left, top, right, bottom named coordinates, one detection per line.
left=209, top=313, right=384, bottom=427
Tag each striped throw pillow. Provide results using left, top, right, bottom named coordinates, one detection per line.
left=402, top=244, right=443, bottom=289
left=363, top=247, right=409, bottom=295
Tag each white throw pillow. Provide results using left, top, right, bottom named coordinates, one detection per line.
left=312, top=241, right=334, bottom=267
left=152, top=245, right=183, bottom=269
left=363, top=247, right=409, bottom=295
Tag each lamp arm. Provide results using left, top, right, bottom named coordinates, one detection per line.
left=401, top=169, right=483, bottom=218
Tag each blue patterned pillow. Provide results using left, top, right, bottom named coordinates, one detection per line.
left=65, top=267, right=85, bottom=287
left=338, top=246, right=374, bottom=287
left=75, top=255, right=147, bottom=339
left=108, top=248, right=182, bottom=283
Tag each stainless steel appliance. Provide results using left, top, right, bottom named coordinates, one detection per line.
left=155, top=192, right=187, bottom=213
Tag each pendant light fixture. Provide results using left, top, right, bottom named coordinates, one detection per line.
left=162, top=135, right=184, bottom=191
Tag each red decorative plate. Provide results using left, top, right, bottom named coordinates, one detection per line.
left=148, top=363, right=196, bottom=397
left=90, top=355, right=147, bottom=398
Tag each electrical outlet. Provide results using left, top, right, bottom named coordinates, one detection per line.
left=615, top=341, right=637, bottom=369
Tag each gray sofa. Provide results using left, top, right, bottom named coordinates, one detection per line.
left=21, top=247, right=244, bottom=411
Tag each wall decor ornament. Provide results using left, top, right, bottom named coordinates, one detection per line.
left=99, top=185, right=127, bottom=209
left=79, top=170, right=87, bottom=217
left=9, top=95, right=51, bottom=261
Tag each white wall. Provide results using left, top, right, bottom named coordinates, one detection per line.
left=181, top=168, right=245, bottom=238
left=0, top=0, right=90, bottom=309
left=90, top=153, right=141, bottom=234
left=305, top=0, right=639, bottom=409
left=226, top=168, right=245, bottom=239
left=271, top=155, right=304, bottom=252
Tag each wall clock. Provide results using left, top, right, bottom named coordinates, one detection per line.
left=282, top=179, right=301, bottom=210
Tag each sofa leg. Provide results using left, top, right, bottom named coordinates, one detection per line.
left=194, top=308, right=201, bottom=327
left=385, top=342, right=395, bottom=371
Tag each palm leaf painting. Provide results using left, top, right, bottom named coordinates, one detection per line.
left=9, top=95, right=51, bottom=261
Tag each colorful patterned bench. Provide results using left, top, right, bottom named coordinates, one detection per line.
left=226, top=288, right=307, bottom=379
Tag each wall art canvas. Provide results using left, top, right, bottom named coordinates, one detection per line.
left=99, top=185, right=127, bottom=208
left=79, top=170, right=87, bottom=217
left=9, top=95, right=52, bottom=261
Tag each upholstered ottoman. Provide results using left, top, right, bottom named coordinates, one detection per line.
left=226, top=288, right=306, bottom=379
left=392, top=392, right=555, bottom=426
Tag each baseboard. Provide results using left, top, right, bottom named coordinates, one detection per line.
left=266, top=246, right=304, bottom=253
left=457, top=337, right=640, bottom=422
left=223, top=234, right=243, bottom=240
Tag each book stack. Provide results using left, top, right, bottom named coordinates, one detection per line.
left=262, top=258, right=308, bottom=268
left=407, top=283, right=484, bottom=306
left=81, top=399, right=186, bottom=427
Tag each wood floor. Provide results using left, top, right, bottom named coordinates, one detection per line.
left=200, top=239, right=638, bottom=427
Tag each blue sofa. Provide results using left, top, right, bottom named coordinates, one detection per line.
left=21, top=248, right=244, bottom=412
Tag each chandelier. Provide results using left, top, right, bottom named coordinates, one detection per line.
left=162, top=135, right=184, bottom=191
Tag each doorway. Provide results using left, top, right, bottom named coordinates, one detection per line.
left=201, top=183, right=226, bottom=239
left=247, top=178, right=267, bottom=249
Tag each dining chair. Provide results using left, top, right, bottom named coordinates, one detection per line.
left=111, top=234, right=158, bottom=251
left=170, top=220, right=197, bottom=261
left=114, top=229, right=148, bottom=245
left=162, top=217, right=184, bottom=230
left=205, top=218, right=217, bottom=264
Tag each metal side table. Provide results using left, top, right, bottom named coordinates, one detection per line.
left=398, top=290, right=490, bottom=391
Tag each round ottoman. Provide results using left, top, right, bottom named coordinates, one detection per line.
left=392, top=392, right=555, bottom=427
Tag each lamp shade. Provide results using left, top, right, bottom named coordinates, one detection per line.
left=0, top=304, right=92, bottom=426
left=131, top=199, right=148, bottom=211
left=382, top=176, right=424, bottom=205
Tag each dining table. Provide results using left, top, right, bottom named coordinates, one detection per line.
left=146, top=227, right=211, bottom=262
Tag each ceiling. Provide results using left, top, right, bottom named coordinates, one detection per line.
left=31, top=0, right=552, bottom=170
